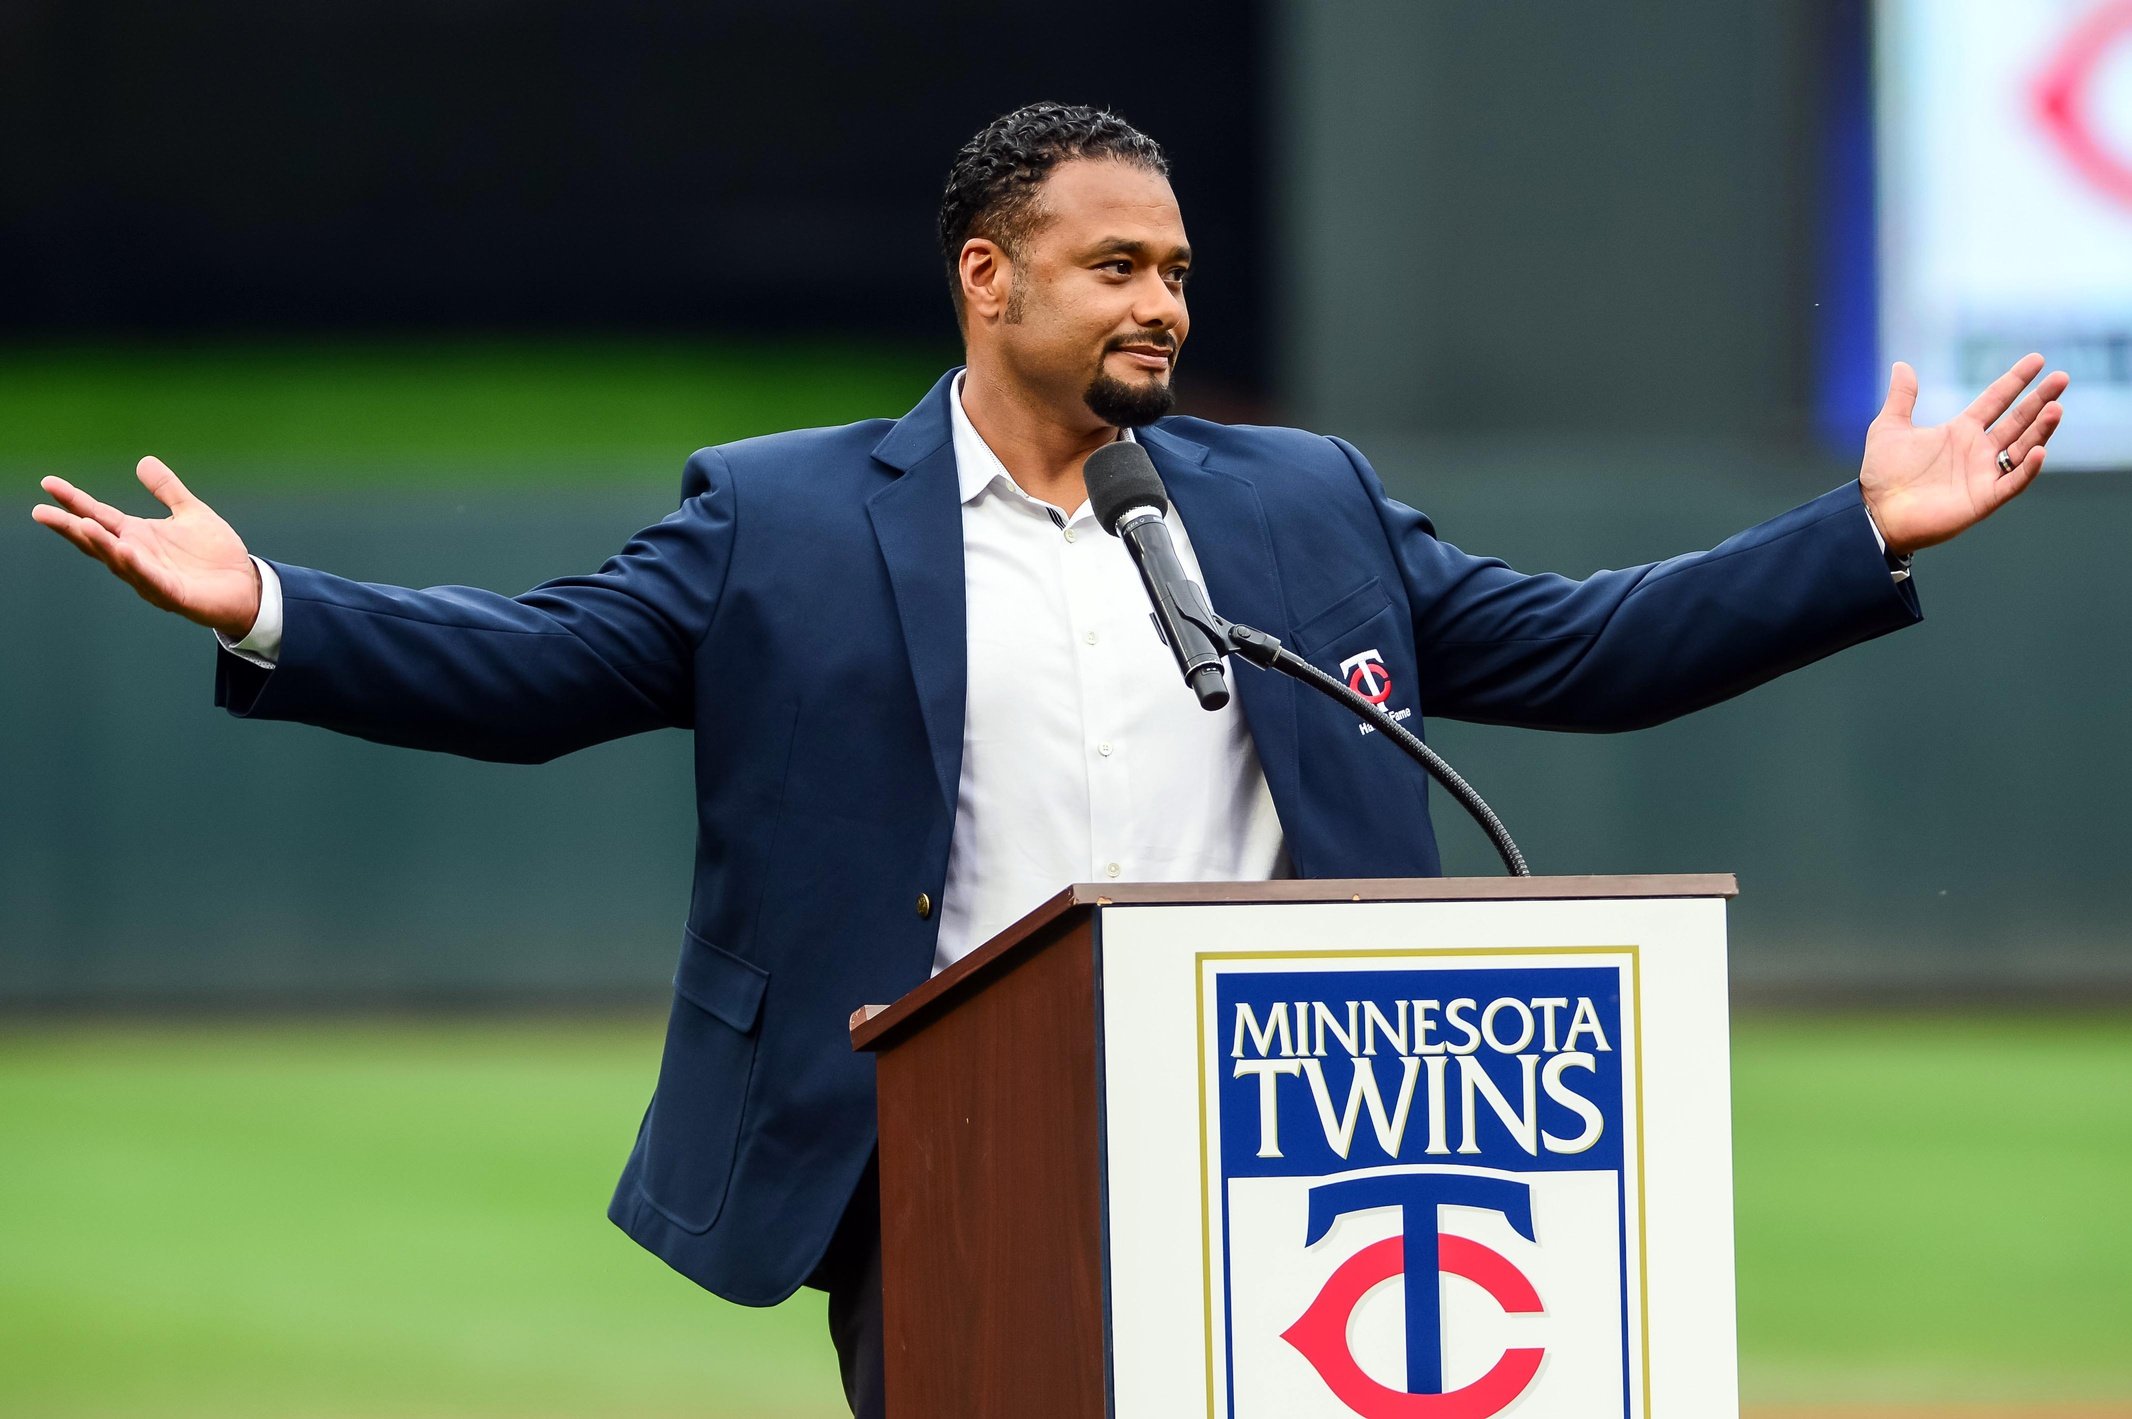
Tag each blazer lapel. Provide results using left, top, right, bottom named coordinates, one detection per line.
left=861, top=387, right=1305, bottom=834
left=1142, top=424, right=1304, bottom=845
left=868, top=373, right=968, bottom=813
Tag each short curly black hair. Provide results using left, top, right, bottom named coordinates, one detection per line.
left=938, top=102, right=1170, bottom=326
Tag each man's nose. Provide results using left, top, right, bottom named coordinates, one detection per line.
left=1134, top=273, right=1185, bottom=329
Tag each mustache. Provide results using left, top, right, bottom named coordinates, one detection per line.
left=1105, top=334, right=1177, bottom=355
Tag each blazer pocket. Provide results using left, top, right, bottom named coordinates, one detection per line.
left=1290, top=577, right=1393, bottom=657
left=640, top=928, right=769, bottom=1234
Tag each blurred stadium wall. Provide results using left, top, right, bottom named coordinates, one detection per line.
left=6, top=0, right=2128, bottom=1006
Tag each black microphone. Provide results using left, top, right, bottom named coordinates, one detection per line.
left=1084, top=440, right=1231, bottom=711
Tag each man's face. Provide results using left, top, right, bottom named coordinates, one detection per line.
left=974, top=158, right=1191, bottom=428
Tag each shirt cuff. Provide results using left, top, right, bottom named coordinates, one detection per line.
left=1861, top=500, right=1912, bottom=584
left=215, top=557, right=284, bottom=667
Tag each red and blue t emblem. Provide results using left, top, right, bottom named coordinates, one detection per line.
left=1210, top=962, right=1642, bottom=1418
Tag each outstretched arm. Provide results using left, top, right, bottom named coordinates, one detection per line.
left=1347, top=355, right=2067, bottom=732
left=31, top=452, right=736, bottom=762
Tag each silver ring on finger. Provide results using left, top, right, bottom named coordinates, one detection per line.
left=1997, top=448, right=2016, bottom=475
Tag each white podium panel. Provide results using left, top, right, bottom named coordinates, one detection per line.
left=1097, top=895, right=1737, bottom=1419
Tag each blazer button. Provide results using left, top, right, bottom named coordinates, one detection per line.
left=915, top=892, right=933, bottom=920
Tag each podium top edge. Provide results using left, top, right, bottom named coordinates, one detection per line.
left=851, top=874, right=1735, bottom=1051
left=1058, top=873, right=1738, bottom=908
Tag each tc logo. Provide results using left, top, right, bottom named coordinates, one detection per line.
left=1339, top=648, right=1395, bottom=705
left=2034, top=0, right=2132, bottom=207
left=1281, top=1174, right=1544, bottom=1419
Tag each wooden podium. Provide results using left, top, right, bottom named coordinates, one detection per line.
left=851, top=875, right=1741, bottom=1419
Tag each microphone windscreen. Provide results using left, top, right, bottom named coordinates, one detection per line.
left=1084, top=440, right=1170, bottom=535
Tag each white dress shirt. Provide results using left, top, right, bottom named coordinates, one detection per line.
left=933, top=376, right=1288, bottom=971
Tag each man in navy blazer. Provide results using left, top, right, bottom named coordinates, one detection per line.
left=33, top=103, right=2067, bottom=1415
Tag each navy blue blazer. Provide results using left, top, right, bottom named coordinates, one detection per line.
left=215, top=368, right=1919, bottom=1305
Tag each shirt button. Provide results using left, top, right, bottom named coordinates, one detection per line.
left=1105, top=862, right=1121, bottom=878
left=1063, top=527, right=1078, bottom=543
left=915, top=892, right=933, bottom=920
left=1098, top=741, right=1113, bottom=757
left=1083, top=631, right=1098, bottom=646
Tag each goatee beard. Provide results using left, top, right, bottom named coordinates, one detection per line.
left=1083, top=371, right=1175, bottom=428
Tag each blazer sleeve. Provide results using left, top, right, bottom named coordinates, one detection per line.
left=1334, top=437, right=1923, bottom=732
left=212, top=447, right=740, bottom=763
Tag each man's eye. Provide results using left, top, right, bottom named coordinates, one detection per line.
left=1102, top=260, right=1133, bottom=275
left=1166, top=269, right=1191, bottom=287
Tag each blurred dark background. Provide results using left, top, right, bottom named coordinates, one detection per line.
left=1, top=0, right=1272, bottom=392
left=4, top=0, right=2126, bottom=1002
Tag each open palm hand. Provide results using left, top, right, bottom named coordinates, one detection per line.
left=31, top=457, right=262, bottom=639
left=1861, top=354, right=2068, bottom=556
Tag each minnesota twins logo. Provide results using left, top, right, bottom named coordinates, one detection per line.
left=2034, top=0, right=2132, bottom=207
left=1281, top=1175, right=1544, bottom=1419
left=1208, top=961, right=1643, bottom=1418
left=1337, top=648, right=1414, bottom=735
left=1340, top=647, right=1395, bottom=705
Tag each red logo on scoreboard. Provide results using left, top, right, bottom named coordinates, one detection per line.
left=2034, top=0, right=2132, bottom=207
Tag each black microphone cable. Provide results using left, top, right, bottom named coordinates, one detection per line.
left=1223, top=625, right=1530, bottom=877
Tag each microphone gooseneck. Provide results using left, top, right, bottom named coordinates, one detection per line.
left=1088, top=440, right=1530, bottom=875
left=1224, top=626, right=1530, bottom=877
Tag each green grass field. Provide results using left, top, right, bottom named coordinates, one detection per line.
left=2, top=1013, right=2127, bottom=1416
left=0, top=339, right=954, bottom=487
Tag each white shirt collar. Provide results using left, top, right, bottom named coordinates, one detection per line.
left=948, top=369, right=1137, bottom=511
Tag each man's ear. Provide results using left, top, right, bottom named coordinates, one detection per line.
left=959, top=238, right=1012, bottom=325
